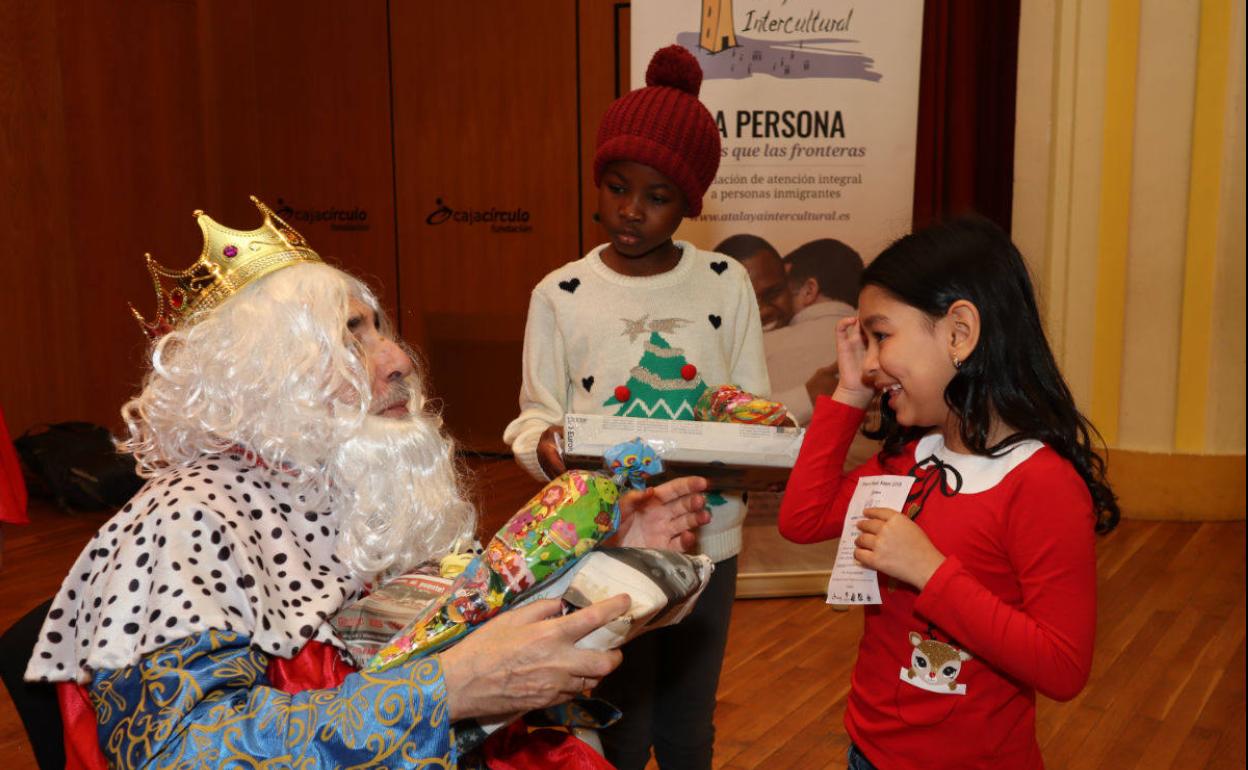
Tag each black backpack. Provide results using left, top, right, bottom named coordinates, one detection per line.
left=14, top=422, right=143, bottom=512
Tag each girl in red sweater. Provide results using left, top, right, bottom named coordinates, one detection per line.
left=779, top=218, right=1119, bottom=770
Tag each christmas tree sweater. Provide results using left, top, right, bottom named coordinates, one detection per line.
left=503, top=241, right=769, bottom=562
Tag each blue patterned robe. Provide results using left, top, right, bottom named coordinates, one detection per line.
left=89, top=630, right=454, bottom=768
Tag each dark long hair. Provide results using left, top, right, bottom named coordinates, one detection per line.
left=862, top=217, right=1119, bottom=533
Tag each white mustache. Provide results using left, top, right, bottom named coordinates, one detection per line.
left=372, top=384, right=413, bottom=414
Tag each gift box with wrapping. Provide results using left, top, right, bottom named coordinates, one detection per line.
left=562, top=412, right=805, bottom=491
left=549, top=547, right=714, bottom=647
left=368, top=469, right=622, bottom=670
left=425, top=546, right=715, bottom=755
left=330, top=570, right=454, bottom=666
left=352, top=442, right=711, bottom=753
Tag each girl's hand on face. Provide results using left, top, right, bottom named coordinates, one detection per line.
left=832, top=317, right=874, bottom=409
left=854, top=507, right=946, bottom=590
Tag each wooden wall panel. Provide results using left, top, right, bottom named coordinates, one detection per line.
left=54, top=1, right=219, bottom=436
left=0, top=0, right=396, bottom=436
left=390, top=1, right=582, bottom=451
left=181, top=2, right=399, bottom=311
left=0, top=1, right=87, bottom=433
left=577, top=1, right=632, bottom=255
left=2, top=0, right=625, bottom=454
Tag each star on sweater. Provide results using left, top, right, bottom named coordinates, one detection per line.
left=621, top=315, right=651, bottom=343
left=620, top=316, right=693, bottom=342
left=648, top=318, right=692, bottom=334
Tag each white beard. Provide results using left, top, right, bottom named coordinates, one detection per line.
left=329, top=414, right=476, bottom=581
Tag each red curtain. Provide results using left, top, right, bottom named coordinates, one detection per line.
left=912, top=0, right=1021, bottom=232
left=1, top=406, right=29, bottom=525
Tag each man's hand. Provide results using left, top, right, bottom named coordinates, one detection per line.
left=805, top=363, right=840, bottom=405
left=536, top=425, right=566, bottom=479
left=609, top=476, right=710, bottom=552
left=438, top=594, right=630, bottom=721
left=853, top=507, right=946, bottom=590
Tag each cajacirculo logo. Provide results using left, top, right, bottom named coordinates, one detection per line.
left=275, top=198, right=369, bottom=232
left=425, top=197, right=533, bottom=234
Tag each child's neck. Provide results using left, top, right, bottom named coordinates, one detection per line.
left=600, top=240, right=683, bottom=277
left=940, top=414, right=1015, bottom=454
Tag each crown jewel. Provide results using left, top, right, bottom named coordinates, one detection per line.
left=130, top=196, right=321, bottom=338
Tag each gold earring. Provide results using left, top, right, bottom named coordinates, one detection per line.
left=952, top=354, right=962, bottom=370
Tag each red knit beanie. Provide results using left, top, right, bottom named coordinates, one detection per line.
left=594, top=45, right=721, bottom=217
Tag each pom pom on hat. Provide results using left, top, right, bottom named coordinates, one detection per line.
left=593, top=46, right=721, bottom=216
left=646, top=45, right=703, bottom=96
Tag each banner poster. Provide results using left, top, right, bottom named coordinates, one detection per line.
left=632, top=1, right=925, bottom=596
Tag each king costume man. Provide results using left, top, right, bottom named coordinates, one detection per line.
left=25, top=197, right=710, bottom=769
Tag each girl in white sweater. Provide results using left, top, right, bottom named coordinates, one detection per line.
left=503, top=46, right=767, bottom=770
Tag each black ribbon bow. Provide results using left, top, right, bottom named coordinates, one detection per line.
left=903, top=454, right=963, bottom=520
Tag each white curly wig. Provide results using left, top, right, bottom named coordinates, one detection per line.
left=120, top=262, right=475, bottom=579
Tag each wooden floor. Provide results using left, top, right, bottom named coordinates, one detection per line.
left=1, top=458, right=1244, bottom=769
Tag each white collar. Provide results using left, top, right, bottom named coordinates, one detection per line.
left=586, top=240, right=700, bottom=288
left=912, top=433, right=1044, bottom=494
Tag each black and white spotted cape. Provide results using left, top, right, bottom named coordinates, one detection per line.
left=25, top=453, right=365, bottom=684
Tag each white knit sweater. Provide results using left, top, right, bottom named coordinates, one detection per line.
left=503, top=241, right=769, bottom=562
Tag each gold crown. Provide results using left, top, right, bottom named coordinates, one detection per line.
left=130, top=196, right=322, bottom=338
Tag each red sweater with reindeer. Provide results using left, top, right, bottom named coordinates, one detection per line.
left=779, top=397, right=1097, bottom=770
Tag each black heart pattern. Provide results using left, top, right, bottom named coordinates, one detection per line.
left=582, top=376, right=594, bottom=392
left=559, top=277, right=581, bottom=293
left=708, top=314, right=722, bottom=329
left=710, top=260, right=728, bottom=275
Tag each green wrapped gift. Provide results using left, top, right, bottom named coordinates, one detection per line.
left=369, top=440, right=660, bottom=671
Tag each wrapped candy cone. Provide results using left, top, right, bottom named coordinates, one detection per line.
left=694, top=383, right=789, bottom=425
left=369, top=440, right=661, bottom=671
